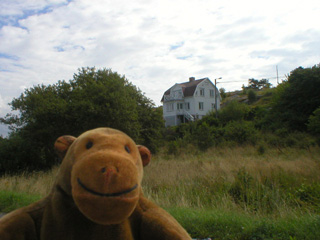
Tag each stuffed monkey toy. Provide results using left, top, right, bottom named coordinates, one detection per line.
left=0, top=128, right=191, bottom=240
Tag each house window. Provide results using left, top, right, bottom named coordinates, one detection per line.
left=199, top=102, right=204, bottom=111
left=167, top=103, right=174, bottom=112
left=200, top=88, right=205, bottom=96
left=210, top=89, right=215, bottom=97
left=177, top=103, right=183, bottom=110
left=212, top=103, right=215, bottom=110
left=185, top=102, right=190, bottom=110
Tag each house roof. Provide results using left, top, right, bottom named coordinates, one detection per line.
left=161, top=78, right=208, bottom=102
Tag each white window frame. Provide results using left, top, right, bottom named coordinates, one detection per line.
left=199, top=102, right=204, bottom=111
left=210, top=89, right=214, bottom=97
left=185, top=102, right=190, bottom=110
left=177, top=103, right=183, bottom=110
left=167, top=103, right=174, bottom=112
left=200, top=88, right=205, bottom=96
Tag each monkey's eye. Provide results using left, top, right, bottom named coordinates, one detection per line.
left=125, top=145, right=131, bottom=153
left=86, top=141, right=93, bottom=149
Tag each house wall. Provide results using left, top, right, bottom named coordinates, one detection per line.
left=162, top=79, right=221, bottom=127
left=184, top=97, right=195, bottom=115
left=163, top=99, right=185, bottom=127
left=162, top=84, right=184, bottom=127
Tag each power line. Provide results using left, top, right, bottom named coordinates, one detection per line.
left=217, top=76, right=286, bottom=84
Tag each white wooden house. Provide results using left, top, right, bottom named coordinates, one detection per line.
left=161, top=77, right=221, bottom=127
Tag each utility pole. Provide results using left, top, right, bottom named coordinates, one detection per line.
left=276, top=65, right=279, bottom=85
left=215, top=77, right=222, bottom=118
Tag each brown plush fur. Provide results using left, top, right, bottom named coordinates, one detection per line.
left=0, top=128, right=191, bottom=240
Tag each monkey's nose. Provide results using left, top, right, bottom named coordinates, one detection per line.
left=101, top=167, right=117, bottom=183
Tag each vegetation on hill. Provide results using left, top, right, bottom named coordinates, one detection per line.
left=165, top=64, right=320, bottom=154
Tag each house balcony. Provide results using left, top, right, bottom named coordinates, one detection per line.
left=163, top=95, right=184, bottom=102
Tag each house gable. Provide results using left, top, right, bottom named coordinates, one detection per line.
left=193, top=78, right=221, bottom=100
left=161, top=78, right=207, bottom=102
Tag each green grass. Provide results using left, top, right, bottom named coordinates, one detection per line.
left=167, top=207, right=320, bottom=240
left=0, top=190, right=41, bottom=213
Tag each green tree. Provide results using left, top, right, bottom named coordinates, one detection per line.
left=248, top=78, right=259, bottom=89
left=0, top=67, right=164, bottom=173
left=247, top=78, right=272, bottom=89
left=219, top=88, right=227, bottom=100
left=268, top=64, right=320, bottom=131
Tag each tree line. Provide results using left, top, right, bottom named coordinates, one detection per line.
left=0, top=64, right=319, bottom=174
left=0, top=67, right=163, bottom=173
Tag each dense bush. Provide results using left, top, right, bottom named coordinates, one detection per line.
left=224, top=121, right=258, bottom=145
left=307, top=107, right=320, bottom=136
left=192, top=122, right=218, bottom=150
left=263, top=131, right=317, bottom=149
left=219, top=101, right=250, bottom=125
left=0, top=134, right=47, bottom=173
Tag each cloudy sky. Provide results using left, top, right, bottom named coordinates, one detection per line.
left=0, top=0, right=319, bottom=135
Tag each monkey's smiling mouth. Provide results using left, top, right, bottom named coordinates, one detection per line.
left=77, top=178, right=138, bottom=197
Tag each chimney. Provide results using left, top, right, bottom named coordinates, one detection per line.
left=189, top=77, right=195, bottom=82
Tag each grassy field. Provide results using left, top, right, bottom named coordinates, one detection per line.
left=1, top=146, right=320, bottom=239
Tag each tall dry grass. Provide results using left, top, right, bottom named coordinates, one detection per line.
left=1, top=146, right=319, bottom=216
left=142, top=146, right=320, bottom=215
left=0, top=167, right=59, bottom=197
left=1, top=146, right=319, bottom=239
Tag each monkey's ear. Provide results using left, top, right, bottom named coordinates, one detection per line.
left=54, top=135, right=76, bottom=159
left=137, top=145, right=151, bottom=167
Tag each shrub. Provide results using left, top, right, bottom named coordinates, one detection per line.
left=248, top=89, right=257, bottom=104
left=224, top=121, right=258, bottom=145
left=218, top=101, right=250, bottom=125
left=257, top=144, right=266, bottom=155
left=167, top=140, right=182, bottom=155
left=192, top=122, right=217, bottom=150
left=307, top=107, right=320, bottom=136
left=286, top=132, right=316, bottom=149
left=263, top=131, right=316, bottom=149
left=199, top=112, right=220, bottom=127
